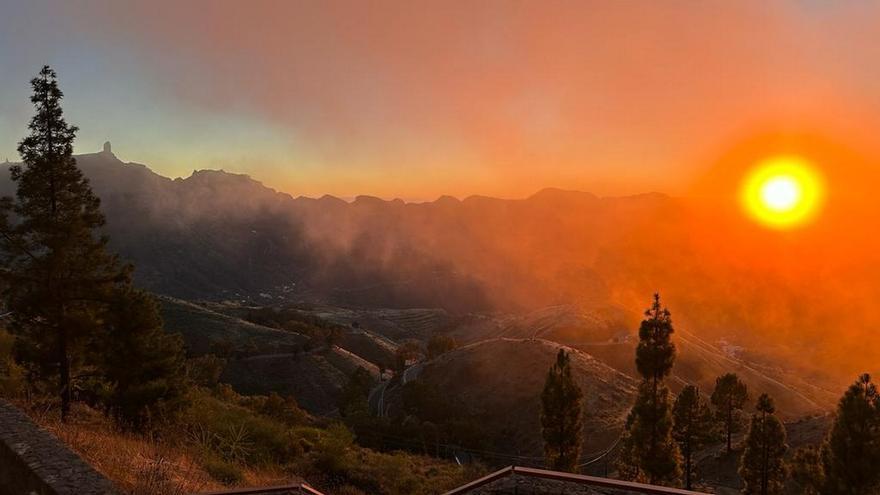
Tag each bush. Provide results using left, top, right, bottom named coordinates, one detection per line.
left=200, top=454, right=244, bottom=485
left=0, top=330, right=26, bottom=398
left=186, top=355, right=227, bottom=388
left=184, top=389, right=299, bottom=465
left=312, top=423, right=356, bottom=476
left=239, top=391, right=307, bottom=426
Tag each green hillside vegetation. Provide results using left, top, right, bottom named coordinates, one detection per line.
left=159, top=297, right=308, bottom=356
left=222, top=304, right=399, bottom=368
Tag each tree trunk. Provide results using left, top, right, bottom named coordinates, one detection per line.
left=760, top=413, right=768, bottom=495
left=685, top=446, right=692, bottom=489
left=727, top=400, right=733, bottom=452
left=59, top=326, right=70, bottom=422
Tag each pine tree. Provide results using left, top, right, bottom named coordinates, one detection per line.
left=789, top=446, right=824, bottom=495
left=739, top=394, right=787, bottom=495
left=100, top=289, right=187, bottom=429
left=822, top=373, right=880, bottom=494
left=541, top=348, right=584, bottom=472
left=636, top=293, right=676, bottom=390
left=618, top=294, right=681, bottom=485
left=673, top=385, right=718, bottom=489
left=0, top=66, right=129, bottom=420
left=0, top=66, right=187, bottom=427
left=712, top=372, right=749, bottom=453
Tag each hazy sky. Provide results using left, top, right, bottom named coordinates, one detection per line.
left=2, top=1, right=880, bottom=200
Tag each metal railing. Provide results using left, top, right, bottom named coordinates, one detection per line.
left=197, top=482, right=325, bottom=495
left=443, top=466, right=710, bottom=495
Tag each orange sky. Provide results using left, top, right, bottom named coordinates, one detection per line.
left=3, top=1, right=880, bottom=200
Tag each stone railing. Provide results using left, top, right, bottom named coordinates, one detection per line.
left=0, top=399, right=118, bottom=495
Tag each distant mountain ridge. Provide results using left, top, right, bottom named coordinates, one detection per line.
left=6, top=147, right=873, bottom=389
left=0, top=147, right=677, bottom=312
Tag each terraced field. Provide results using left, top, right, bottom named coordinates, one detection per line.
left=158, top=297, right=307, bottom=355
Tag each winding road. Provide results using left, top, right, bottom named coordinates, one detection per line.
left=367, top=362, right=425, bottom=417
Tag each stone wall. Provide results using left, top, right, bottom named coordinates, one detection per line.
left=0, top=400, right=118, bottom=495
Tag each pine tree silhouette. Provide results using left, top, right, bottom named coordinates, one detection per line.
left=822, top=373, right=880, bottom=494
left=541, top=348, right=584, bottom=472
left=739, top=394, right=787, bottom=495
left=711, top=372, right=749, bottom=453
left=673, top=385, right=718, bottom=489
left=618, top=293, right=682, bottom=486
left=0, top=66, right=185, bottom=426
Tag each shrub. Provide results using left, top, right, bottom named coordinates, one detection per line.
left=186, top=355, right=227, bottom=388
left=0, top=330, right=26, bottom=398
left=184, top=389, right=299, bottom=465
left=200, top=454, right=244, bottom=485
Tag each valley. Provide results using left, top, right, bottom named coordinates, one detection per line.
left=0, top=149, right=863, bottom=493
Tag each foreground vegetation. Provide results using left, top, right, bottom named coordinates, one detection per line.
left=2, top=367, right=476, bottom=494
left=538, top=294, right=880, bottom=495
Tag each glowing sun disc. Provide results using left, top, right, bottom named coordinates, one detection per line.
left=741, top=156, right=825, bottom=229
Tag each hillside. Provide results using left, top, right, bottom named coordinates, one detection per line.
left=440, top=304, right=835, bottom=419
left=221, top=346, right=379, bottom=416
left=289, top=305, right=451, bottom=343
left=159, top=297, right=307, bottom=356
left=159, top=298, right=384, bottom=414
left=394, top=338, right=637, bottom=459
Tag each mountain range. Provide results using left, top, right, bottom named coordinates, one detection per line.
left=2, top=145, right=875, bottom=390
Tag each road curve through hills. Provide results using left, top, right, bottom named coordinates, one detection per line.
left=368, top=362, right=425, bottom=417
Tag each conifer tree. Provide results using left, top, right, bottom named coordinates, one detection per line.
left=100, top=289, right=187, bottom=429
left=739, top=394, right=787, bottom=495
left=541, top=348, right=584, bottom=472
left=712, top=373, right=749, bottom=453
left=0, top=66, right=186, bottom=426
left=636, top=293, right=676, bottom=391
left=789, top=446, right=824, bottom=495
left=822, top=373, right=880, bottom=494
left=673, top=385, right=717, bottom=489
left=0, top=66, right=130, bottom=420
left=618, top=294, right=681, bottom=485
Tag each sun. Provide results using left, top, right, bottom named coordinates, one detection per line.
left=740, top=155, right=825, bottom=229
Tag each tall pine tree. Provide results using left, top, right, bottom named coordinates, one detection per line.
left=0, top=66, right=130, bottom=420
left=541, top=348, right=584, bottom=472
left=635, top=293, right=676, bottom=393
left=0, top=66, right=185, bottom=426
left=739, top=394, right=787, bottom=495
left=822, top=373, right=880, bottom=494
left=618, top=293, right=681, bottom=485
left=673, top=385, right=718, bottom=490
left=712, top=373, right=749, bottom=453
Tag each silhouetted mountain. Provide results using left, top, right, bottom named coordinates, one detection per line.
left=0, top=149, right=677, bottom=313
left=3, top=147, right=875, bottom=388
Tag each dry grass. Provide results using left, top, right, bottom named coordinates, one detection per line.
left=18, top=401, right=298, bottom=494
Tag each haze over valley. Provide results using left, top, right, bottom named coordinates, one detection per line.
left=4, top=3, right=880, bottom=494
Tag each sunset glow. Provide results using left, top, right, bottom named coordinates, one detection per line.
left=741, top=156, right=825, bottom=229
left=7, top=4, right=880, bottom=493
